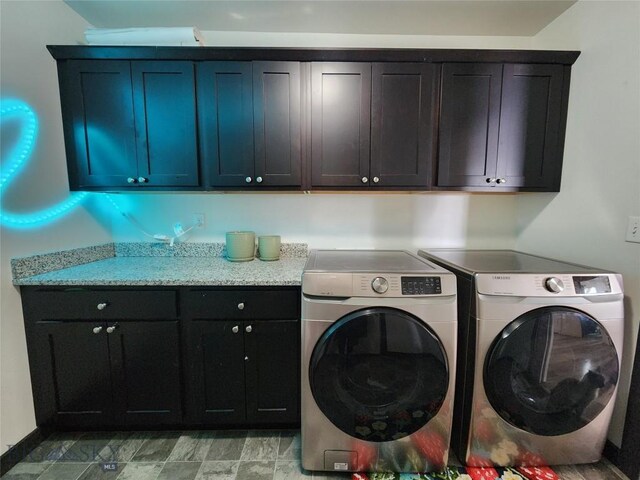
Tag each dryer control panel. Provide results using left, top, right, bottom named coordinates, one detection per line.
left=476, top=273, right=623, bottom=297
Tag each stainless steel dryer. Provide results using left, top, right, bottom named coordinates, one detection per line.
left=301, top=250, right=458, bottom=473
left=418, top=249, right=624, bottom=467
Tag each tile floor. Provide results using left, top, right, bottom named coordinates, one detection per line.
left=1, top=430, right=630, bottom=480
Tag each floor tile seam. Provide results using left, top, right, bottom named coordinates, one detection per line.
left=33, top=460, right=56, bottom=480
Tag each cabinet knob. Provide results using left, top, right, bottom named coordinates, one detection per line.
left=373, top=177, right=380, bottom=184
left=127, top=177, right=137, bottom=184
left=244, top=356, right=249, bottom=361
left=106, top=323, right=119, bottom=334
left=237, top=302, right=245, bottom=310
left=92, top=326, right=103, bottom=334
left=97, top=302, right=108, bottom=311
left=486, top=177, right=496, bottom=184
left=245, top=325, right=252, bottom=333
left=232, top=325, right=239, bottom=334
left=137, top=177, right=148, bottom=183
left=256, top=176, right=263, bottom=184
left=245, top=177, right=252, bottom=183
left=361, top=177, right=368, bottom=184
left=496, top=178, right=507, bottom=184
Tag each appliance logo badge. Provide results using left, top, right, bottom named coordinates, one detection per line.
left=492, top=275, right=511, bottom=280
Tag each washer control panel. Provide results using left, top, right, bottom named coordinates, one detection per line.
left=401, top=276, right=442, bottom=295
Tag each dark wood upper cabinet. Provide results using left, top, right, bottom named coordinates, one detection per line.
left=199, top=61, right=302, bottom=188
left=60, top=60, right=138, bottom=189
left=59, top=60, right=199, bottom=190
left=198, top=62, right=255, bottom=187
left=131, top=61, right=199, bottom=187
left=436, top=62, right=567, bottom=191
left=437, top=63, right=503, bottom=188
left=311, top=63, right=372, bottom=187
left=371, top=63, right=438, bottom=187
left=497, top=64, right=565, bottom=190
left=50, top=47, right=579, bottom=192
left=253, top=61, right=302, bottom=186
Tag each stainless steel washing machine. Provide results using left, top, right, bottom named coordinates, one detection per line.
left=418, top=249, right=624, bottom=467
left=301, top=250, right=457, bottom=473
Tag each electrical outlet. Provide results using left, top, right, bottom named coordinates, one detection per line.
left=193, top=213, right=205, bottom=228
left=626, top=216, right=640, bottom=243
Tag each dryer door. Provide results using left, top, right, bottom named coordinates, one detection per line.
left=309, top=307, right=449, bottom=442
left=484, top=306, right=619, bottom=436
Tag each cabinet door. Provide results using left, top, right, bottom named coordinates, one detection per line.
left=497, top=64, right=564, bottom=189
left=187, top=320, right=246, bottom=424
left=437, top=63, right=503, bottom=187
left=311, top=63, right=371, bottom=187
left=109, top=321, right=182, bottom=425
left=371, top=63, right=437, bottom=187
left=244, top=320, right=300, bottom=424
left=198, top=62, right=255, bottom=187
left=253, top=62, right=302, bottom=186
left=29, top=322, right=112, bottom=428
left=132, top=61, right=199, bottom=187
left=60, top=60, right=137, bottom=189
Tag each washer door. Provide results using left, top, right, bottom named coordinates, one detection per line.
left=309, top=307, right=449, bottom=442
left=484, top=306, right=619, bottom=436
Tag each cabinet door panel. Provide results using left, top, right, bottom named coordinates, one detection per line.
left=497, top=64, right=564, bottom=189
left=31, top=322, right=112, bottom=427
left=254, top=62, right=301, bottom=186
left=371, top=63, right=437, bottom=187
left=245, top=320, right=300, bottom=423
left=61, top=60, right=137, bottom=188
left=109, top=321, right=182, bottom=425
left=311, top=63, right=371, bottom=187
left=188, top=321, right=246, bottom=424
left=437, top=63, right=503, bottom=187
left=132, top=61, right=199, bottom=186
left=198, top=62, right=255, bottom=187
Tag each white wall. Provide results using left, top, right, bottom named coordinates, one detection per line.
left=520, top=0, right=640, bottom=447
left=0, top=1, right=111, bottom=454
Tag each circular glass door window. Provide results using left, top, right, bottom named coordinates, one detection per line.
left=484, top=307, right=619, bottom=436
left=309, top=307, right=449, bottom=442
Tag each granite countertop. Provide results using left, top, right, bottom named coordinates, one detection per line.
left=12, top=242, right=308, bottom=287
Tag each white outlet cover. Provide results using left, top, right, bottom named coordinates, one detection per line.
left=626, top=216, right=640, bottom=243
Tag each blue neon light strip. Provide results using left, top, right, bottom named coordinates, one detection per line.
left=1, top=98, right=88, bottom=228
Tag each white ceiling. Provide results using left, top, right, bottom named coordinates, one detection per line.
left=64, top=0, right=576, bottom=37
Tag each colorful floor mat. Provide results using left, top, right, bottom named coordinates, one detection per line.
left=352, top=465, right=559, bottom=480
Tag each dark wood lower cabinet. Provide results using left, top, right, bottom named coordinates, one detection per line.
left=109, top=321, right=182, bottom=425
left=186, top=319, right=300, bottom=426
left=30, top=321, right=113, bottom=428
left=21, top=286, right=301, bottom=430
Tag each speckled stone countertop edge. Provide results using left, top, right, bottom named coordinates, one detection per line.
left=12, top=242, right=309, bottom=286
left=11, top=243, right=116, bottom=280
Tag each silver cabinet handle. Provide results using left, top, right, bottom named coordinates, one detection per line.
left=361, top=177, right=368, bottom=184
left=232, top=325, right=239, bottom=334
left=106, top=323, right=119, bottom=334
left=244, top=356, right=249, bottom=361
left=245, top=177, right=252, bottom=183
left=486, top=177, right=496, bottom=184
left=237, top=302, right=245, bottom=310
left=97, top=303, right=108, bottom=311
left=127, top=177, right=137, bottom=184
left=256, top=176, right=263, bottom=183
left=373, top=177, right=380, bottom=184
left=137, top=177, right=148, bottom=183
left=92, top=326, right=103, bottom=334
left=496, top=178, right=507, bottom=184
left=245, top=325, right=252, bottom=333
